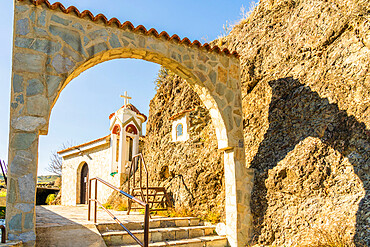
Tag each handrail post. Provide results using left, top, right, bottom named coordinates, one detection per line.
left=143, top=204, right=149, bottom=247
left=94, top=179, right=97, bottom=224
left=86, top=177, right=149, bottom=247
left=88, top=179, right=91, bottom=221
left=142, top=154, right=149, bottom=205
left=139, top=157, right=142, bottom=191
left=134, top=156, right=136, bottom=188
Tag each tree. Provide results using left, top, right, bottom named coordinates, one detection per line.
left=47, top=152, right=63, bottom=176
left=47, top=142, right=74, bottom=176
left=154, top=66, right=174, bottom=90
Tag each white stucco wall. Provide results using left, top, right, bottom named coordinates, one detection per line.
left=171, top=115, right=190, bottom=142
left=61, top=143, right=121, bottom=206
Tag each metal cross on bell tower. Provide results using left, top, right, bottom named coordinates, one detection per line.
left=120, top=91, right=132, bottom=105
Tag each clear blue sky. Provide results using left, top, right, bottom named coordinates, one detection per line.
left=0, top=0, right=253, bottom=175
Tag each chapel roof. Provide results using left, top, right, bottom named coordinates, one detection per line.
left=58, top=134, right=146, bottom=155
left=57, top=135, right=110, bottom=154
left=109, top=103, right=147, bottom=122
left=18, top=0, right=239, bottom=58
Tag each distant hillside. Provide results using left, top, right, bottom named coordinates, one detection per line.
left=37, top=175, right=61, bottom=184
left=0, top=175, right=60, bottom=184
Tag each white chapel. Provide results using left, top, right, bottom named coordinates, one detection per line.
left=58, top=92, right=147, bottom=205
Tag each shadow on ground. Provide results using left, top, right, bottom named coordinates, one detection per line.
left=36, top=205, right=106, bottom=247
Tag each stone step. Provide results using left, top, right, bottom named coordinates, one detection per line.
left=111, top=235, right=228, bottom=247
left=97, top=217, right=202, bottom=233
left=102, top=225, right=216, bottom=246
left=0, top=240, right=23, bottom=247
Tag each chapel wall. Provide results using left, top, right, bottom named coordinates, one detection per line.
left=61, top=144, right=120, bottom=205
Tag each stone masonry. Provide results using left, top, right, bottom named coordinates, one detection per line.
left=7, top=0, right=252, bottom=246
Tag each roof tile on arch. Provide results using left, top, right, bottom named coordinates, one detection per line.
left=18, top=0, right=239, bottom=58
left=109, top=104, right=147, bottom=122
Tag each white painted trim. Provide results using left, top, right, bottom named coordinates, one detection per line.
left=59, top=138, right=108, bottom=158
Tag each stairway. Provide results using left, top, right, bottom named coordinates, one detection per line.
left=128, top=187, right=171, bottom=213
left=96, top=217, right=228, bottom=247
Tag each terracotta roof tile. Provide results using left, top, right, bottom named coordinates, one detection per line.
left=18, top=0, right=239, bottom=58
left=57, top=135, right=110, bottom=154
left=109, top=103, right=147, bottom=122
left=169, top=108, right=195, bottom=121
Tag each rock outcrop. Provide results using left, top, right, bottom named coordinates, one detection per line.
left=144, top=0, right=369, bottom=245
left=218, top=0, right=369, bottom=245
left=143, top=70, right=225, bottom=221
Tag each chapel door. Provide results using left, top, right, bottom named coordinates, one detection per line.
left=80, top=163, right=89, bottom=204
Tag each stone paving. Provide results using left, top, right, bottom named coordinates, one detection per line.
left=36, top=205, right=166, bottom=247
left=36, top=205, right=162, bottom=227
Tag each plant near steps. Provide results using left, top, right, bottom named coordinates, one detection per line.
left=117, top=204, right=127, bottom=211
left=0, top=207, right=5, bottom=219
left=150, top=207, right=196, bottom=218
left=201, top=210, right=221, bottom=224
left=102, top=203, right=113, bottom=209
left=300, top=218, right=356, bottom=247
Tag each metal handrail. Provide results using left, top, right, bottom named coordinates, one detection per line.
left=0, top=160, right=7, bottom=185
left=88, top=177, right=149, bottom=247
left=127, top=154, right=149, bottom=208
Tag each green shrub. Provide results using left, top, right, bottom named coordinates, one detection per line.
left=102, top=203, right=113, bottom=209
left=202, top=211, right=221, bottom=224
left=0, top=207, right=5, bottom=219
left=117, top=204, right=127, bottom=211
left=45, top=194, right=56, bottom=205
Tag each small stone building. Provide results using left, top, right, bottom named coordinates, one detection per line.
left=58, top=102, right=147, bottom=205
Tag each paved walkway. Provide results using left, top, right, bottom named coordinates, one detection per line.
left=35, top=205, right=161, bottom=247
left=36, top=205, right=151, bottom=228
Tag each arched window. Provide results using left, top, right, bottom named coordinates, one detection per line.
left=112, top=125, right=121, bottom=135
left=128, top=137, right=133, bottom=161
left=126, top=124, right=138, bottom=135
left=116, top=138, right=119, bottom=162
left=112, top=125, right=121, bottom=162
left=176, top=123, right=183, bottom=138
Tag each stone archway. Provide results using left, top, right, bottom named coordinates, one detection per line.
left=7, top=0, right=254, bottom=246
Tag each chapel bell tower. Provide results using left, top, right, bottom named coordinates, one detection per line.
left=108, top=91, right=147, bottom=180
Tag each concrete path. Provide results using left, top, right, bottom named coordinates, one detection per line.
left=36, top=205, right=159, bottom=247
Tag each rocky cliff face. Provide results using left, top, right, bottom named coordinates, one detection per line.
left=143, top=71, right=225, bottom=221
left=144, top=0, right=369, bottom=245
left=217, top=0, right=369, bottom=245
